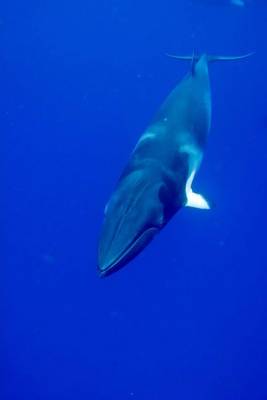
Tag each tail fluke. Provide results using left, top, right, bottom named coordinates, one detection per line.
left=207, top=53, right=254, bottom=62
left=166, top=52, right=254, bottom=63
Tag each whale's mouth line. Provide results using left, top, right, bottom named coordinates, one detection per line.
left=99, top=232, right=145, bottom=277
left=99, top=226, right=159, bottom=277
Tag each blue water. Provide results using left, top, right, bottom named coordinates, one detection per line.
left=2, top=1, right=267, bottom=399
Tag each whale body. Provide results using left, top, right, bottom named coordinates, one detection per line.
left=98, top=53, right=251, bottom=277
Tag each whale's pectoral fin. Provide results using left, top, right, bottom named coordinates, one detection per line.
left=185, top=170, right=210, bottom=210
left=186, top=191, right=210, bottom=210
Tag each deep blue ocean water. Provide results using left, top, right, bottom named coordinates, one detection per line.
left=2, top=1, right=267, bottom=399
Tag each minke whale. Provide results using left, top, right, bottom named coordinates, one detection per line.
left=98, top=52, right=251, bottom=277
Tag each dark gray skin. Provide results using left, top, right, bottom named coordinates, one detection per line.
left=98, top=53, right=251, bottom=277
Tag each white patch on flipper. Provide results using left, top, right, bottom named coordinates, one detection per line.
left=185, top=170, right=210, bottom=210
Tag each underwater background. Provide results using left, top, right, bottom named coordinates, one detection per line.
left=2, top=0, right=267, bottom=399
